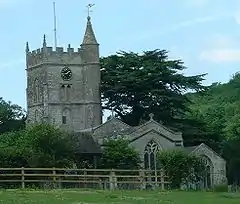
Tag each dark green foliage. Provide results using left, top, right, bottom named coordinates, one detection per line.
left=186, top=73, right=240, bottom=140
left=0, top=97, right=26, bottom=134
left=157, top=150, right=205, bottom=189
left=100, top=138, right=141, bottom=169
left=0, top=124, right=76, bottom=168
left=0, top=131, right=28, bottom=167
left=223, top=139, right=240, bottom=185
left=101, top=49, right=207, bottom=126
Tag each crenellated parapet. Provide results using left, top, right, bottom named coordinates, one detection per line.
left=26, top=37, right=84, bottom=68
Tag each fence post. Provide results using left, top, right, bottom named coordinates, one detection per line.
left=21, top=167, right=25, bottom=189
left=139, top=169, right=145, bottom=190
left=161, top=169, right=165, bottom=190
left=83, top=168, right=87, bottom=189
left=109, top=169, right=116, bottom=190
left=52, top=167, right=56, bottom=188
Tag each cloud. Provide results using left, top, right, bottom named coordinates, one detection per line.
left=205, top=34, right=235, bottom=48
left=170, top=16, right=218, bottom=30
left=130, top=16, right=219, bottom=42
left=199, top=34, right=240, bottom=62
left=200, top=49, right=240, bottom=62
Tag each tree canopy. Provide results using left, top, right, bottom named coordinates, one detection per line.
left=186, top=73, right=240, bottom=141
left=0, top=97, right=26, bottom=134
left=100, top=138, right=141, bottom=169
left=101, top=49, right=207, bottom=126
left=0, top=124, right=76, bottom=168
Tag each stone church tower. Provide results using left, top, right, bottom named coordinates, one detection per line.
left=25, top=16, right=102, bottom=132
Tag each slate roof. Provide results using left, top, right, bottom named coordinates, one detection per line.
left=72, top=131, right=101, bottom=154
left=183, top=145, right=199, bottom=154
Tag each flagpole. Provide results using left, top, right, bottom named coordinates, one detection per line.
left=53, top=2, right=57, bottom=50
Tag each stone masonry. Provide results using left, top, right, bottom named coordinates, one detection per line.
left=25, top=17, right=101, bottom=132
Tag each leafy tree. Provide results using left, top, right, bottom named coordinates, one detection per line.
left=186, top=73, right=240, bottom=140
left=100, top=138, right=141, bottom=169
left=0, top=124, right=76, bottom=168
left=223, top=114, right=240, bottom=140
left=0, top=131, right=28, bottom=167
left=186, top=73, right=240, bottom=184
left=157, top=150, right=205, bottom=189
left=0, top=97, right=26, bottom=134
left=182, top=112, right=223, bottom=152
left=101, top=49, right=207, bottom=126
left=18, top=124, right=76, bottom=168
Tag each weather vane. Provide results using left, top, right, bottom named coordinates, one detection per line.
left=87, top=3, right=95, bottom=18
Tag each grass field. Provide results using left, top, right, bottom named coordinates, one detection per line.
left=0, top=189, right=239, bottom=204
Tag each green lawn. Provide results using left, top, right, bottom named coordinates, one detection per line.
left=0, top=189, right=239, bottom=204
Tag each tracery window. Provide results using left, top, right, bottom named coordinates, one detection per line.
left=201, top=156, right=213, bottom=188
left=60, top=84, right=72, bottom=101
left=144, top=140, right=160, bottom=170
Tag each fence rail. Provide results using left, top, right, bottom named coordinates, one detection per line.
left=0, top=168, right=170, bottom=190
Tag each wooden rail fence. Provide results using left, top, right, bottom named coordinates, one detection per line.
left=0, top=168, right=170, bottom=190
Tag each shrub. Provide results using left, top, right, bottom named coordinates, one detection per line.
left=157, top=150, right=205, bottom=189
left=0, top=124, right=76, bottom=168
left=100, top=138, right=141, bottom=169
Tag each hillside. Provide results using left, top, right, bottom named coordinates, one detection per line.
left=187, top=73, right=240, bottom=140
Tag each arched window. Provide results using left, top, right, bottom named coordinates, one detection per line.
left=34, top=109, right=43, bottom=124
left=33, top=79, right=39, bottom=102
left=60, top=85, right=65, bottom=101
left=66, top=84, right=71, bottom=101
left=60, top=84, right=71, bottom=101
left=144, top=140, right=160, bottom=170
left=201, top=156, right=213, bottom=188
left=34, top=110, right=39, bottom=123
left=62, top=108, right=71, bottom=125
left=87, top=106, right=94, bottom=128
left=33, top=78, right=41, bottom=102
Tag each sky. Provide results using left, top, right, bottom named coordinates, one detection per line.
left=0, top=0, right=240, bottom=109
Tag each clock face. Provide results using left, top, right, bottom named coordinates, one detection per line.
left=61, top=67, right=72, bottom=81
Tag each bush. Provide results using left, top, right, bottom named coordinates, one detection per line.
left=100, top=138, right=141, bottom=169
left=0, top=124, right=76, bottom=168
left=157, top=150, right=205, bottom=189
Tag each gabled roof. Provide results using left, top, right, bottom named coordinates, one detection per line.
left=93, top=117, right=132, bottom=132
left=130, top=129, right=176, bottom=143
left=128, top=118, right=183, bottom=142
left=190, top=143, right=225, bottom=161
left=183, top=145, right=199, bottom=154
left=135, top=119, right=182, bottom=135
